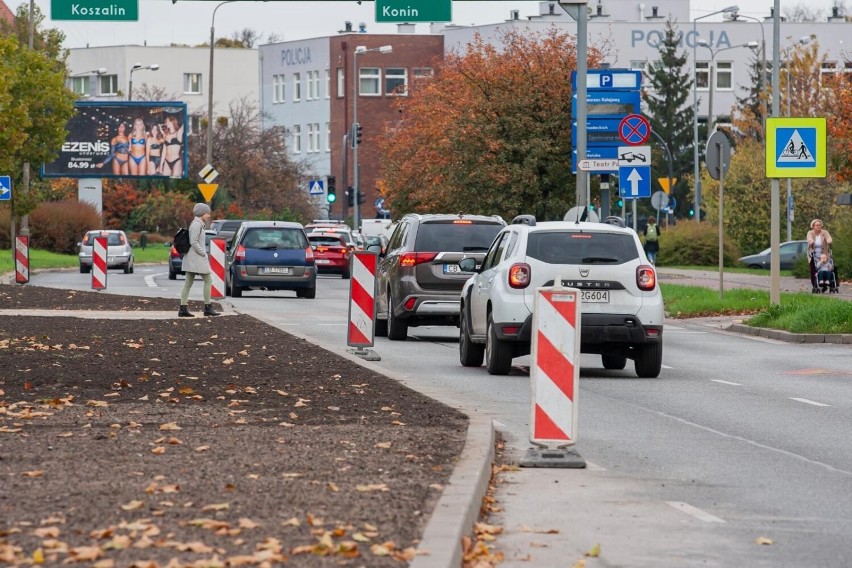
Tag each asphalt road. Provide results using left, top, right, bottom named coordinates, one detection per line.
left=22, top=264, right=852, bottom=567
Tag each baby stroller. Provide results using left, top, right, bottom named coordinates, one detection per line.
left=810, top=251, right=840, bottom=294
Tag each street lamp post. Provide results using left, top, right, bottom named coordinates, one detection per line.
left=207, top=0, right=237, bottom=168
left=697, top=40, right=759, bottom=136
left=128, top=63, right=159, bottom=101
left=351, top=44, right=392, bottom=231
left=692, top=5, right=739, bottom=223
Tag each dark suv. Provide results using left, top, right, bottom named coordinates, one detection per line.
left=373, top=213, right=505, bottom=340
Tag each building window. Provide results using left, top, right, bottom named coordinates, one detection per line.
left=412, top=67, right=433, bottom=79
left=99, top=74, right=118, bottom=96
left=695, top=62, right=709, bottom=89
left=184, top=73, right=202, bottom=95
left=325, top=69, right=330, bottom=99
left=292, top=124, right=301, bottom=153
left=307, top=71, right=317, bottom=100
left=337, top=67, right=344, bottom=97
left=293, top=72, right=301, bottom=101
left=385, top=67, right=408, bottom=95
left=273, top=74, right=286, bottom=103
left=70, top=76, right=90, bottom=96
left=326, top=122, right=331, bottom=152
left=820, top=61, right=852, bottom=83
left=359, top=67, right=381, bottom=96
left=307, top=123, right=317, bottom=153
left=716, top=61, right=733, bottom=89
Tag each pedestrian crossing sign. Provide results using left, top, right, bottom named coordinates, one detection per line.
left=765, top=117, right=826, bottom=178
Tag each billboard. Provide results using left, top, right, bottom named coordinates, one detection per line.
left=42, top=101, right=188, bottom=179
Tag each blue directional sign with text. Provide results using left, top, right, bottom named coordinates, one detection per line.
left=0, top=176, right=11, bottom=201
left=571, top=69, right=642, bottom=173
left=619, top=166, right=651, bottom=199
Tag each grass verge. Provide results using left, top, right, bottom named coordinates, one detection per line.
left=0, top=246, right=172, bottom=273
left=662, top=283, right=852, bottom=334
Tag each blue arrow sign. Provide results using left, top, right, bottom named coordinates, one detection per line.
left=619, top=166, right=651, bottom=198
left=0, top=176, right=11, bottom=201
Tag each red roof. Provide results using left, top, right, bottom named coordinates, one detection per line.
left=0, top=0, right=14, bottom=27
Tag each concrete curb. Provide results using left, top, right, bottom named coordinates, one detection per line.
left=727, top=322, right=852, bottom=344
left=410, top=416, right=494, bottom=568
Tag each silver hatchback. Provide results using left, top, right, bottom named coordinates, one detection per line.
left=78, top=230, right=134, bottom=274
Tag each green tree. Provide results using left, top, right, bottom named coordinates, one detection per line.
left=642, top=19, right=696, bottom=219
left=377, top=29, right=609, bottom=221
left=1, top=3, right=66, bottom=64
left=733, top=52, right=769, bottom=143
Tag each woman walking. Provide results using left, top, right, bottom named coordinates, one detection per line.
left=178, top=203, right=219, bottom=317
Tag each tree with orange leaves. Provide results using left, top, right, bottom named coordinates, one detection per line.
left=376, top=29, right=609, bottom=221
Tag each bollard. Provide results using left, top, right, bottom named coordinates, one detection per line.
left=91, top=236, right=108, bottom=291
left=520, top=285, right=585, bottom=468
left=209, top=238, right=226, bottom=299
left=347, top=251, right=380, bottom=360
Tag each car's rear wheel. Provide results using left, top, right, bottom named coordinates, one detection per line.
left=602, top=354, right=627, bottom=370
left=168, top=269, right=177, bottom=280
left=229, top=272, right=243, bottom=298
left=297, top=286, right=316, bottom=299
left=634, top=342, right=662, bottom=378
left=387, top=291, right=408, bottom=341
left=459, top=307, right=484, bottom=367
left=341, top=270, right=350, bottom=279
left=80, top=264, right=90, bottom=274
left=486, top=314, right=512, bottom=375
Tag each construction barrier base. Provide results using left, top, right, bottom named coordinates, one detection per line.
left=519, top=446, right=586, bottom=469
left=346, top=347, right=382, bottom=361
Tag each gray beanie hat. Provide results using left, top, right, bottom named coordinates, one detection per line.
left=193, top=203, right=211, bottom=217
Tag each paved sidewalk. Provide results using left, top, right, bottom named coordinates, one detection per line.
left=657, top=267, right=851, bottom=300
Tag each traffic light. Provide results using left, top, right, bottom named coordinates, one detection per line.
left=326, top=175, right=337, bottom=203
left=355, top=123, right=363, bottom=145
left=347, top=186, right=355, bottom=207
left=688, top=208, right=695, bottom=218
left=358, top=191, right=366, bottom=205
left=616, top=198, right=624, bottom=208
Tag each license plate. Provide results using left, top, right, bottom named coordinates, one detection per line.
left=107, top=256, right=115, bottom=262
left=262, top=266, right=291, bottom=274
left=581, top=290, right=609, bottom=303
left=316, top=259, right=330, bottom=265
left=443, top=263, right=462, bottom=274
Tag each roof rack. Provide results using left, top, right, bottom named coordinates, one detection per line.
left=511, top=214, right=536, bottom=226
left=603, top=216, right=626, bottom=228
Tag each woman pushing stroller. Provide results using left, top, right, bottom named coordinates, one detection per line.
left=807, top=219, right=839, bottom=293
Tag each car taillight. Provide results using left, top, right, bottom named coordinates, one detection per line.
left=508, top=263, right=531, bottom=289
left=317, top=246, right=328, bottom=253
left=170, top=246, right=180, bottom=258
left=305, top=246, right=315, bottom=262
left=399, top=252, right=438, bottom=267
left=637, top=265, right=656, bottom=291
left=235, top=244, right=246, bottom=261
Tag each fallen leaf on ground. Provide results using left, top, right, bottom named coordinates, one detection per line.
left=120, top=500, right=145, bottom=511
left=755, top=537, right=774, bottom=545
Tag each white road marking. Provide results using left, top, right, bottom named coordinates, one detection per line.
left=585, top=461, right=607, bottom=471
left=145, top=273, right=168, bottom=287
left=662, top=364, right=674, bottom=369
left=711, top=379, right=741, bottom=386
left=666, top=501, right=725, bottom=523
left=790, top=398, right=830, bottom=407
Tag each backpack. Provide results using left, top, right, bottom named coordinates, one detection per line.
left=645, top=224, right=658, bottom=242
left=174, top=227, right=191, bottom=255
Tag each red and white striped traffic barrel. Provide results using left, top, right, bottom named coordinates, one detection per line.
left=91, top=236, right=108, bottom=291
left=14, top=236, right=29, bottom=284
left=209, top=238, right=226, bottom=299
left=347, top=251, right=377, bottom=348
left=530, top=287, right=581, bottom=446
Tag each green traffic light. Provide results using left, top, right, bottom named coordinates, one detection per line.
left=327, top=193, right=337, bottom=203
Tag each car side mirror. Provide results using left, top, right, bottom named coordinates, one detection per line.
left=458, top=257, right=478, bottom=272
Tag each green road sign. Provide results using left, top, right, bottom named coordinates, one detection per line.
left=375, top=0, right=451, bottom=22
left=51, top=0, right=139, bottom=21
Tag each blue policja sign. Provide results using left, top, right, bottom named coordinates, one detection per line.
left=0, top=176, right=11, bottom=201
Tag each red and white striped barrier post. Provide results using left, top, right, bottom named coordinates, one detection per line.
left=347, top=251, right=377, bottom=354
left=522, top=285, right=585, bottom=468
left=209, top=238, right=226, bottom=299
left=14, top=236, right=29, bottom=284
left=91, top=236, right=108, bottom=291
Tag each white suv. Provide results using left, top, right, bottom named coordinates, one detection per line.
left=458, top=215, right=664, bottom=378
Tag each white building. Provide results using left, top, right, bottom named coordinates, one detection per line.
left=66, top=45, right=259, bottom=134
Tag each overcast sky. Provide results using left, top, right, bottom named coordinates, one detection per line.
left=19, top=0, right=842, bottom=49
